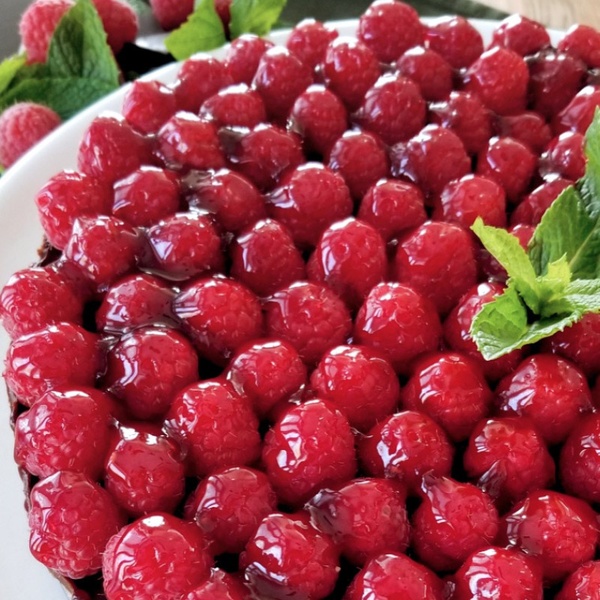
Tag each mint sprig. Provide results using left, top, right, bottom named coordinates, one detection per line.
left=471, top=110, right=600, bottom=360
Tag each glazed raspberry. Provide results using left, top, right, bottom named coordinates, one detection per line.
left=307, top=478, right=409, bottom=566
left=539, top=132, right=586, bottom=181
left=241, top=512, right=340, bottom=600
left=0, top=102, right=61, bottom=168
left=150, top=0, right=193, bottom=30
left=433, top=175, right=506, bottom=229
left=14, top=387, right=114, bottom=479
left=225, top=34, right=274, bottom=84
left=252, top=47, right=313, bottom=121
left=412, top=476, right=499, bottom=572
left=102, top=513, right=212, bottom=600
left=286, top=19, right=338, bottom=68
left=345, top=552, right=444, bottom=600
left=227, top=123, right=304, bottom=191
left=464, top=47, right=529, bottom=115
left=164, top=379, right=261, bottom=476
left=494, top=111, right=552, bottom=154
left=557, top=561, right=600, bottom=600
left=19, top=0, right=73, bottom=63
left=322, top=37, right=381, bottom=110
left=112, top=166, right=180, bottom=227
left=425, top=15, right=483, bottom=69
left=185, top=569, right=249, bottom=600
left=558, top=24, right=600, bottom=68
left=29, top=471, right=125, bottom=579
left=64, top=215, right=141, bottom=287
left=230, top=219, right=306, bottom=297
left=451, top=547, right=544, bottom=600
left=288, top=85, right=348, bottom=157
left=354, top=282, right=442, bottom=373
left=553, top=85, right=600, bottom=135
left=122, top=80, right=177, bottom=135
left=353, top=74, right=427, bottom=145
left=429, top=91, right=492, bottom=155
left=104, top=422, right=185, bottom=516
left=199, top=84, right=266, bottom=128
left=357, top=0, right=424, bottom=63
left=496, top=354, right=592, bottom=445
left=266, top=163, right=353, bottom=248
left=96, top=273, right=175, bottom=333
left=213, top=0, right=231, bottom=31
left=226, top=339, right=306, bottom=417
left=395, top=46, right=453, bottom=102
left=186, top=467, right=277, bottom=554
left=511, top=178, right=572, bottom=226
left=78, top=114, right=154, bottom=185
left=187, top=168, right=265, bottom=234
left=499, top=490, right=599, bottom=584
left=307, top=218, right=387, bottom=309
left=464, top=417, right=555, bottom=504
left=491, top=14, right=551, bottom=56
left=91, top=0, right=138, bottom=54
left=359, top=411, right=453, bottom=494
left=390, top=125, right=470, bottom=199
left=5, top=322, right=101, bottom=407
left=173, top=277, right=263, bottom=365
left=0, top=266, right=82, bottom=339
left=145, top=212, right=223, bottom=280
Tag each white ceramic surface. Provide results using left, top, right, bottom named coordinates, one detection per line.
left=0, top=19, right=562, bottom=600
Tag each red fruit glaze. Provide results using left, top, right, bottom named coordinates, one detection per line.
left=225, top=35, right=274, bottom=85
left=395, top=46, right=453, bottom=102
left=425, top=16, right=483, bottom=69
left=539, top=132, right=586, bottom=181
left=558, top=24, right=600, bottom=68
left=491, top=14, right=551, bottom=56
left=553, top=85, right=600, bottom=135
left=494, top=111, right=552, bottom=154
left=286, top=19, right=338, bottom=68
left=511, top=178, right=572, bottom=226
left=122, top=80, right=177, bottom=135
left=200, top=84, right=267, bottom=129
left=185, top=569, right=250, bottom=600
left=557, top=561, right=600, bottom=600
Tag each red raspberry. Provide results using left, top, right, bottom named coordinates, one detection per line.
left=225, top=34, right=274, bottom=84
left=262, top=399, right=357, bottom=506
left=122, top=80, right=177, bottom=135
left=451, top=547, right=544, bottom=600
left=357, top=0, right=424, bottom=63
left=354, top=74, right=427, bottom=145
left=464, top=417, right=555, bottom=504
left=494, top=111, right=552, bottom=154
left=354, top=282, right=442, bottom=373
left=540, top=132, right=585, bottom=181
left=266, top=163, right=353, bottom=248
left=91, top=0, right=138, bottom=54
left=0, top=266, right=82, bottom=339
left=307, top=478, right=409, bottom=566
left=464, top=47, right=529, bottom=115
left=96, top=273, right=175, bottom=334
left=241, top=512, right=340, bottom=600
left=185, top=569, right=249, bottom=600
left=14, top=387, right=114, bottom=479
left=558, top=24, right=600, bottom=68
left=309, top=344, right=400, bottom=432
left=0, top=102, right=61, bottom=168
left=359, top=411, right=453, bottom=494
left=357, top=178, right=426, bottom=242
left=288, top=85, right=348, bottom=157
left=29, top=471, right=125, bottom=579
left=286, top=19, right=338, bottom=68
left=345, top=552, right=444, bottom=600
left=491, top=14, right=551, bottom=56
left=19, top=0, right=73, bottom=64
left=199, top=83, right=267, bottom=128
left=187, top=168, right=265, bottom=234
left=390, top=124, right=470, bottom=199
left=496, top=354, right=593, bottom=445
left=150, top=0, right=193, bottom=30
left=307, top=217, right=387, bottom=310
left=499, top=490, right=599, bottom=584
left=553, top=85, right=600, bottom=135
left=264, top=281, right=352, bottom=366
left=164, top=379, right=261, bottom=476
left=104, top=422, right=185, bottom=517
left=186, top=467, right=277, bottom=554
left=396, top=46, right=453, bottom=102
left=173, top=277, right=263, bottom=365
left=5, top=322, right=101, bottom=407
left=102, top=513, right=212, bottom=600
left=557, top=561, right=600, bottom=600
left=413, top=476, right=499, bottom=572
left=425, top=15, right=483, bottom=68
left=510, top=178, right=572, bottom=227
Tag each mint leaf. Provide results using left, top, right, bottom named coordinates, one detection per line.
left=229, top=0, right=287, bottom=38
left=537, top=255, right=571, bottom=313
left=165, top=0, right=226, bottom=61
left=579, top=108, right=600, bottom=219
left=0, top=55, right=27, bottom=96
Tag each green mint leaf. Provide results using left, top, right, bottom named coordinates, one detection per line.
left=0, top=55, right=27, bottom=96
left=578, top=109, right=600, bottom=219
left=536, top=254, right=572, bottom=313
left=165, top=0, right=226, bottom=61
left=229, top=0, right=287, bottom=38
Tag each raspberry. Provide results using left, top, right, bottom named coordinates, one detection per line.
left=262, top=399, right=357, bottom=506
left=359, top=411, right=454, bottom=494
left=425, top=15, right=484, bottom=69
left=91, top=0, right=138, bottom=54
left=557, top=561, right=600, bottom=600
left=553, top=85, right=600, bottom=135
left=102, top=513, right=212, bottom=599
left=286, top=19, right=338, bottom=68
left=0, top=102, right=61, bottom=168
left=241, top=512, right=340, bottom=600
left=150, top=0, right=193, bottom=30
left=186, top=467, right=277, bottom=554
left=540, top=132, right=586, bottom=181
left=164, top=379, right=261, bottom=476
left=558, top=24, right=600, bottom=68
left=173, top=277, right=263, bottom=365
left=307, top=478, right=409, bottom=566
left=185, top=570, right=249, bottom=600
left=396, top=46, right=453, bottom=102
left=511, top=179, right=573, bottom=226
left=264, top=281, right=352, bottom=366
left=224, top=35, right=274, bottom=85
left=122, top=80, right=177, bottom=135
left=491, top=14, right=551, bottom=56
left=29, top=471, right=125, bottom=579
left=199, top=83, right=267, bottom=129
left=494, top=111, right=552, bottom=154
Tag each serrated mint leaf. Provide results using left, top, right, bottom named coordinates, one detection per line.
left=229, top=0, right=287, bottom=38
left=165, top=0, right=226, bottom=61
left=578, top=109, right=600, bottom=219
left=0, top=55, right=27, bottom=96
left=536, top=255, right=571, bottom=313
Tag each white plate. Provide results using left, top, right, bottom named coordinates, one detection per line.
left=0, top=18, right=563, bottom=600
